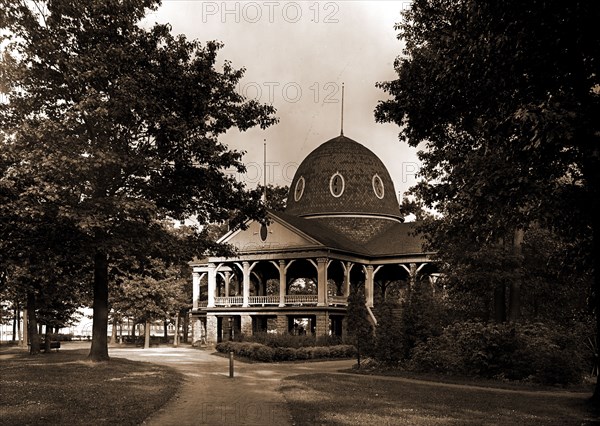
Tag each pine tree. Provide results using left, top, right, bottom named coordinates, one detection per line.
left=346, top=284, right=374, bottom=368
left=373, top=297, right=403, bottom=367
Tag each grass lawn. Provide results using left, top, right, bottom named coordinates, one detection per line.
left=0, top=347, right=182, bottom=425
left=281, top=373, right=600, bottom=425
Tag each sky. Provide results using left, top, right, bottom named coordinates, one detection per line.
left=147, top=1, right=419, bottom=199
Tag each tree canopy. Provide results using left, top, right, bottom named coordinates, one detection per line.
left=375, top=0, right=600, bottom=401
left=0, top=0, right=277, bottom=360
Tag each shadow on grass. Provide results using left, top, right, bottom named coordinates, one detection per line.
left=281, top=373, right=600, bottom=425
left=0, top=348, right=183, bottom=425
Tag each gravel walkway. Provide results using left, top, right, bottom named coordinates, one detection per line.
left=109, top=346, right=354, bottom=426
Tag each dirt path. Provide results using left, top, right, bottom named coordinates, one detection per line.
left=107, top=346, right=594, bottom=425
left=109, top=346, right=354, bottom=426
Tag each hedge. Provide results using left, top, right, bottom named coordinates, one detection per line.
left=216, top=341, right=355, bottom=362
left=408, top=321, right=591, bottom=385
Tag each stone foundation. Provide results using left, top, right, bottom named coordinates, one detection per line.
left=240, top=315, right=253, bottom=336
left=206, top=315, right=218, bottom=346
left=315, top=312, right=330, bottom=336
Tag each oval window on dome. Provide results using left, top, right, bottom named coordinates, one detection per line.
left=372, top=174, right=385, bottom=199
left=329, top=172, right=345, bottom=198
left=294, top=176, right=305, bottom=202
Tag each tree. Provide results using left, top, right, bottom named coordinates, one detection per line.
left=346, top=284, right=374, bottom=368
left=110, top=254, right=190, bottom=348
left=0, top=0, right=277, bottom=361
left=116, top=259, right=185, bottom=349
left=258, top=184, right=289, bottom=212
left=375, top=1, right=600, bottom=401
left=398, top=278, right=444, bottom=360
left=373, top=297, right=403, bottom=367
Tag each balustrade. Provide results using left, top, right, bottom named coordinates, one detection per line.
left=198, top=294, right=345, bottom=307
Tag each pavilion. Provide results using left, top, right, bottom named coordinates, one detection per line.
left=191, top=134, right=436, bottom=345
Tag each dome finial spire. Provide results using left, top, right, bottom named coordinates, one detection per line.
left=262, top=139, right=267, bottom=203
left=340, top=82, right=345, bottom=136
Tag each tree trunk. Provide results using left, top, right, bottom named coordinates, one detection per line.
left=508, top=228, right=524, bottom=322
left=17, top=306, right=22, bottom=343
left=163, top=320, right=168, bottom=343
left=110, top=315, right=118, bottom=345
left=119, top=319, right=123, bottom=344
left=12, top=305, right=17, bottom=342
left=27, top=293, right=40, bottom=355
left=173, top=313, right=180, bottom=348
left=89, top=251, right=110, bottom=361
left=21, top=308, right=27, bottom=347
left=144, top=320, right=150, bottom=349
left=590, top=214, right=600, bottom=405
left=43, top=327, right=51, bottom=353
left=493, top=282, right=506, bottom=323
left=182, top=311, right=189, bottom=343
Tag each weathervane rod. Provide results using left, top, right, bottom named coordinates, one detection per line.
left=263, top=139, right=267, bottom=202
left=340, top=82, right=345, bottom=136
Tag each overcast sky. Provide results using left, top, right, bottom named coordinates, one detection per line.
left=148, top=1, right=419, bottom=199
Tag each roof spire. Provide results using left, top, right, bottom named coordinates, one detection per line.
left=340, top=82, right=345, bottom=136
left=262, top=139, right=267, bottom=203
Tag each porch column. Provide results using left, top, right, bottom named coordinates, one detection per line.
left=242, top=261, right=251, bottom=307
left=400, top=263, right=427, bottom=294
left=278, top=260, right=287, bottom=307
left=192, top=317, right=205, bottom=346
left=343, top=261, right=354, bottom=297
left=315, top=312, right=330, bottom=337
left=276, top=315, right=288, bottom=334
left=409, top=263, right=417, bottom=288
left=192, top=271, right=200, bottom=310
left=207, top=263, right=216, bottom=308
left=365, top=265, right=374, bottom=308
left=240, top=315, right=253, bottom=336
left=317, top=257, right=328, bottom=307
left=224, top=271, right=231, bottom=297
left=206, top=314, right=218, bottom=346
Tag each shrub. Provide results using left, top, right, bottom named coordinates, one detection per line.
left=246, top=332, right=343, bottom=349
left=216, top=341, right=355, bottom=362
left=408, top=321, right=590, bottom=385
left=373, top=299, right=404, bottom=366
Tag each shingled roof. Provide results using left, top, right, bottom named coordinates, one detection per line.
left=270, top=210, right=426, bottom=258
left=285, top=135, right=402, bottom=219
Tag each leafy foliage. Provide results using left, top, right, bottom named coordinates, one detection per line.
left=246, top=332, right=342, bottom=348
left=215, top=341, right=355, bottom=362
left=409, top=321, right=592, bottom=386
left=373, top=298, right=404, bottom=366
left=0, top=0, right=277, bottom=359
left=345, top=284, right=374, bottom=367
left=398, top=279, right=445, bottom=360
left=375, top=6, right=599, bottom=401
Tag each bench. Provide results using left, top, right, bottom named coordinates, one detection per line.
left=41, top=340, right=61, bottom=351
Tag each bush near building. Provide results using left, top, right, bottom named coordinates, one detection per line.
left=215, top=341, right=355, bottom=362
left=407, top=321, right=592, bottom=386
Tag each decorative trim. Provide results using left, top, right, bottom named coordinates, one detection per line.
left=372, top=174, right=385, bottom=199
left=329, top=172, right=345, bottom=198
left=294, top=176, right=305, bottom=202
left=303, top=213, right=403, bottom=222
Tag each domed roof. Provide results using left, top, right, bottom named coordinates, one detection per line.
left=285, top=135, right=402, bottom=220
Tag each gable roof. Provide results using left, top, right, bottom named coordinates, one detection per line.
left=270, top=210, right=427, bottom=258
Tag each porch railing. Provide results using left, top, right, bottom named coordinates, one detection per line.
left=248, top=295, right=280, bottom=305
left=214, top=296, right=243, bottom=306
left=284, top=294, right=318, bottom=305
left=329, top=295, right=348, bottom=305
left=199, top=294, right=344, bottom=308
